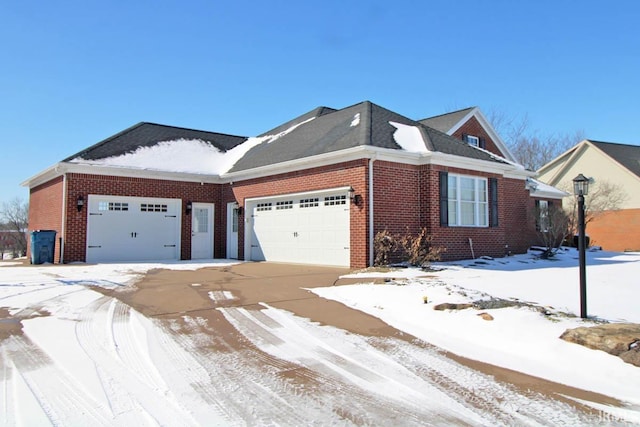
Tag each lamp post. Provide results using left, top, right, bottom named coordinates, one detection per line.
left=573, top=173, right=590, bottom=319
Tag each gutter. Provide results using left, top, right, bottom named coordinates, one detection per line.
left=368, top=155, right=376, bottom=266
left=60, top=173, right=67, bottom=264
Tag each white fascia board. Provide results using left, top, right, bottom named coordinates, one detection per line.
left=473, top=109, right=518, bottom=163
left=222, top=146, right=373, bottom=181
left=225, top=145, right=531, bottom=183
left=22, top=162, right=225, bottom=189
left=446, top=108, right=476, bottom=135
left=544, top=141, right=589, bottom=185
left=536, top=140, right=585, bottom=178
left=530, top=188, right=569, bottom=199
left=21, top=163, right=64, bottom=188
left=446, top=107, right=518, bottom=164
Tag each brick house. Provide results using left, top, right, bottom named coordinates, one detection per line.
left=538, top=140, right=640, bottom=251
left=22, top=101, right=563, bottom=267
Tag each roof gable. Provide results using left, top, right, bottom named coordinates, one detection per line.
left=590, top=140, right=640, bottom=179
left=419, top=107, right=516, bottom=163
left=418, top=107, right=475, bottom=133
left=64, top=122, right=248, bottom=162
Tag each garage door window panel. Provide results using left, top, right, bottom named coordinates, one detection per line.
left=99, top=201, right=129, bottom=211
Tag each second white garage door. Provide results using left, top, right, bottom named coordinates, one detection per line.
left=86, top=195, right=181, bottom=263
left=247, top=190, right=350, bottom=267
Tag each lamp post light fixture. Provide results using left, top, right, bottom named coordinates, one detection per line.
left=572, top=173, right=590, bottom=319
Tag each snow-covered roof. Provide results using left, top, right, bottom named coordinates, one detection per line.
left=24, top=101, right=534, bottom=188
left=526, top=178, right=568, bottom=199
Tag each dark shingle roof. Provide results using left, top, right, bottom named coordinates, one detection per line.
left=590, top=140, right=640, bottom=178
left=63, top=122, right=248, bottom=161
left=229, top=101, right=504, bottom=173
left=258, top=106, right=337, bottom=137
left=418, top=107, right=475, bottom=133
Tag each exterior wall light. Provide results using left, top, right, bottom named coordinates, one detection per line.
left=76, top=195, right=85, bottom=212
left=185, top=201, right=192, bottom=215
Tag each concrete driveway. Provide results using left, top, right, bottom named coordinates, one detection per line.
left=89, top=261, right=620, bottom=425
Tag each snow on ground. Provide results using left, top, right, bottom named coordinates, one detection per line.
left=313, top=248, right=640, bottom=410
left=1, top=251, right=640, bottom=424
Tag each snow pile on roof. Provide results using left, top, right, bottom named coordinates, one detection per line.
left=526, top=178, right=568, bottom=199
left=69, top=118, right=317, bottom=175
left=71, top=139, right=229, bottom=174
left=266, top=117, right=316, bottom=144
left=350, top=113, right=360, bottom=127
left=389, top=121, right=429, bottom=154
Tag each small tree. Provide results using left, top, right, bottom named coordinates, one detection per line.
left=561, top=180, right=628, bottom=240
left=534, top=202, right=569, bottom=258
left=0, top=198, right=28, bottom=257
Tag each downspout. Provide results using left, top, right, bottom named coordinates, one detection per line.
left=60, top=173, right=67, bottom=264
left=368, top=155, right=376, bottom=266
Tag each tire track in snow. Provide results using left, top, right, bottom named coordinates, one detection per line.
left=220, top=305, right=618, bottom=426
left=369, top=336, right=600, bottom=426
left=219, top=306, right=484, bottom=425
left=1, top=334, right=114, bottom=426
left=75, top=295, right=206, bottom=426
left=158, top=314, right=312, bottom=426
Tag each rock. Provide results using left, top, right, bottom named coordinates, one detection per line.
left=433, top=302, right=472, bottom=311
left=477, top=312, right=494, bottom=321
left=560, top=323, right=640, bottom=367
left=620, top=344, right=640, bottom=367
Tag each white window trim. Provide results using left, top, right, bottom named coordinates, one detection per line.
left=448, top=174, right=488, bottom=227
left=466, top=135, right=479, bottom=147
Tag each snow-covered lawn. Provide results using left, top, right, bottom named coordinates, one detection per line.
left=314, top=248, right=640, bottom=409
left=1, top=250, right=639, bottom=425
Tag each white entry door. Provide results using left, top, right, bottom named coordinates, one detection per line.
left=191, top=203, right=214, bottom=259
left=226, top=202, right=239, bottom=259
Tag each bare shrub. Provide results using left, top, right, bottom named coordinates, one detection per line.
left=374, top=228, right=444, bottom=268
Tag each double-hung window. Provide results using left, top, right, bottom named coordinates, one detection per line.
left=447, top=174, right=488, bottom=227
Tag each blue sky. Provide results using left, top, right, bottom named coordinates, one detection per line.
left=1, top=1, right=639, bottom=204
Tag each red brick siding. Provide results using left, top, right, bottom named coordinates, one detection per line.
left=452, top=116, right=504, bottom=158
left=64, top=173, right=222, bottom=262
left=28, top=176, right=64, bottom=263
left=31, top=159, right=544, bottom=267
left=231, top=160, right=369, bottom=268
left=419, top=165, right=537, bottom=260
left=586, top=209, right=640, bottom=251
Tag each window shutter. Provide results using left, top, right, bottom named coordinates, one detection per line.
left=535, top=200, right=541, bottom=231
left=479, top=137, right=486, bottom=149
left=462, top=133, right=468, bottom=143
left=439, top=171, right=448, bottom=227
left=489, top=178, right=498, bottom=227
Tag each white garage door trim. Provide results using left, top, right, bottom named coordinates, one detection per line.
left=86, top=195, right=182, bottom=263
left=245, top=186, right=351, bottom=267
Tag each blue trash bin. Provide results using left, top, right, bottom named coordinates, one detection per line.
left=30, top=230, right=57, bottom=264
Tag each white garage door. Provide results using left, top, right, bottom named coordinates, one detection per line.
left=247, top=190, right=350, bottom=267
left=86, top=195, right=181, bottom=263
